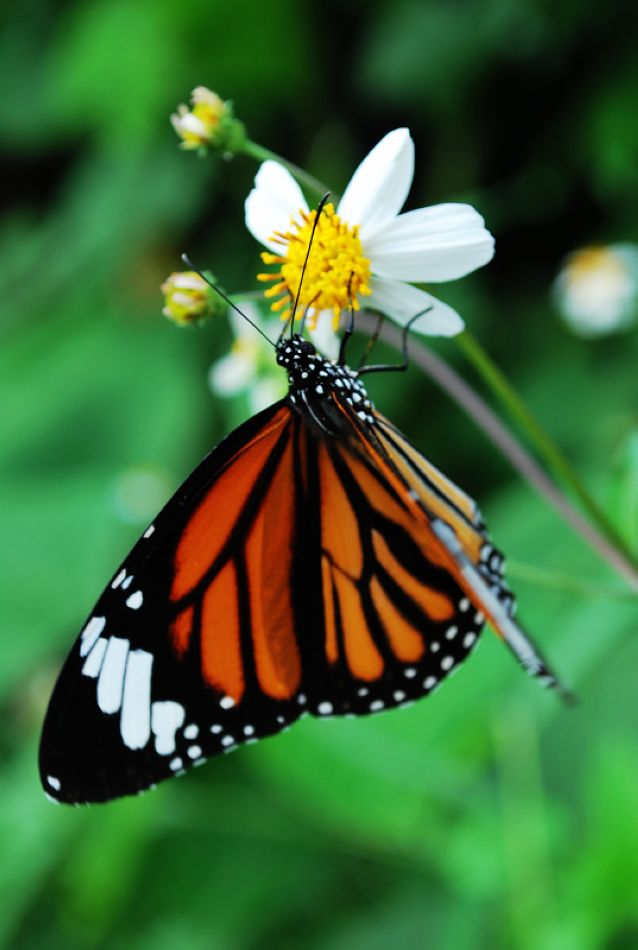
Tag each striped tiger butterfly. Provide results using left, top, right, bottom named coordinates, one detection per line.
left=40, top=212, right=568, bottom=805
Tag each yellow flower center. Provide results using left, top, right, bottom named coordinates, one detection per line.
left=258, top=203, right=372, bottom=328
left=566, top=246, right=627, bottom=284
left=191, top=100, right=222, bottom=135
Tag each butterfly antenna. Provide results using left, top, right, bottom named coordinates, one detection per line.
left=180, top=254, right=276, bottom=349
left=290, top=192, right=332, bottom=339
left=277, top=311, right=294, bottom=345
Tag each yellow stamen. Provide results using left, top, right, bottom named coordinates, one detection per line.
left=257, top=203, right=372, bottom=328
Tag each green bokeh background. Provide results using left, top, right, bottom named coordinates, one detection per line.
left=2, top=1, right=638, bottom=947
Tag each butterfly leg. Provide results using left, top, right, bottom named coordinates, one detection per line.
left=337, top=274, right=359, bottom=366
left=358, top=307, right=433, bottom=376
left=356, top=313, right=385, bottom=371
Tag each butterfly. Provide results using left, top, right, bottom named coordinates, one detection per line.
left=39, top=293, right=569, bottom=805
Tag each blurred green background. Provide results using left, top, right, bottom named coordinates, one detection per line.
left=2, top=0, right=638, bottom=947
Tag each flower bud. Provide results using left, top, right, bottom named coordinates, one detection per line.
left=170, top=87, right=245, bottom=154
left=160, top=270, right=224, bottom=326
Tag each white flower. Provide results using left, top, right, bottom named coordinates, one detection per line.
left=208, top=304, right=287, bottom=414
left=245, top=128, right=494, bottom=337
left=554, top=244, right=638, bottom=338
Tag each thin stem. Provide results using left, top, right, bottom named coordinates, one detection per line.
left=505, top=560, right=635, bottom=600
left=241, top=140, right=331, bottom=200
left=456, top=329, right=636, bottom=564
left=493, top=703, right=556, bottom=949
left=364, top=316, right=638, bottom=592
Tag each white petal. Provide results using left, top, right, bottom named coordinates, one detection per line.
left=208, top=351, right=256, bottom=396
left=308, top=314, right=341, bottom=360
left=245, top=161, right=309, bottom=252
left=172, top=113, right=209, bottom=138
left=172, top=273, right=208, bottom=291
left=249, top=378, right=286, bottom=414
left=337, top=129, right=414, bottom=241
left=227, top=301, right=264, bottom=341
left=368, top=277, right=464, bottom=337
left=366, top=203, right=495, bottom=282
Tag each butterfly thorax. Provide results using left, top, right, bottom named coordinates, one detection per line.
left=276, top=335, right=375, bottom=435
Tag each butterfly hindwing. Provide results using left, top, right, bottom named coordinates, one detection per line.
left=301, top=414, right=485, bottom=718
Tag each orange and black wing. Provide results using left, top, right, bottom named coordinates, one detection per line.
left=302, top=427, right=486, bottom=716
left=40, top=384, right=565, bottom=806
left=326, top=404, right=564, bottom=697
left=39, top=401, right=314, bottom=804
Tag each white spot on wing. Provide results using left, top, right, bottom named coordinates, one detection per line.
left=120, top=649, right=153, bottom=750
left=143, top=524, right=155, bottom=538
left=111, top=570, right=126, bottom=590
left=219, top=695, right=235, bottom=710
left=126, top=590, right=143, bottom=610
left=169, top=756, right=183, bottom=771
left=151, top=700, right=186, bottom=755
left=184, top=724, right=199, bottom=740
left=369, top=700, right=384, bottom=712
left=82, top=637, right=108, bottom=678
left=463, top=632, right=477, bottom=649
left=80, top=616, right=105, bottom=657
left=317, top=701, right=333, bottom=715
left=187, top=745, right=202, bottom=759
left=97, top=637, right=130, bottom=714
left=47, top=775, right=61, bottom=792
left=441, top=655, right=454, bottom=671
left=121, top=575, right=134, bottom=590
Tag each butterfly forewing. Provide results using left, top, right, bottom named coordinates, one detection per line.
left=39, top=402, right=310, bottom=804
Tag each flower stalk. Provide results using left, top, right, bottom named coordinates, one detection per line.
left=240, top=139, right=330, bottom=202
left=455, top=329, right=637, bottom=566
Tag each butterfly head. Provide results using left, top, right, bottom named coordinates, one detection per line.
left=276, top=334, right=322, bottom=376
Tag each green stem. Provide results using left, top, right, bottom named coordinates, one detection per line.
left=505, top=560, right=635, bottom=600
left=241, top=140, right=331, bottom=200
left=456, top=329, right=637, bottom=566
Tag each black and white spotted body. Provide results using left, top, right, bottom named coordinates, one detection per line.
left=276, top=334, right=375, bottom=434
